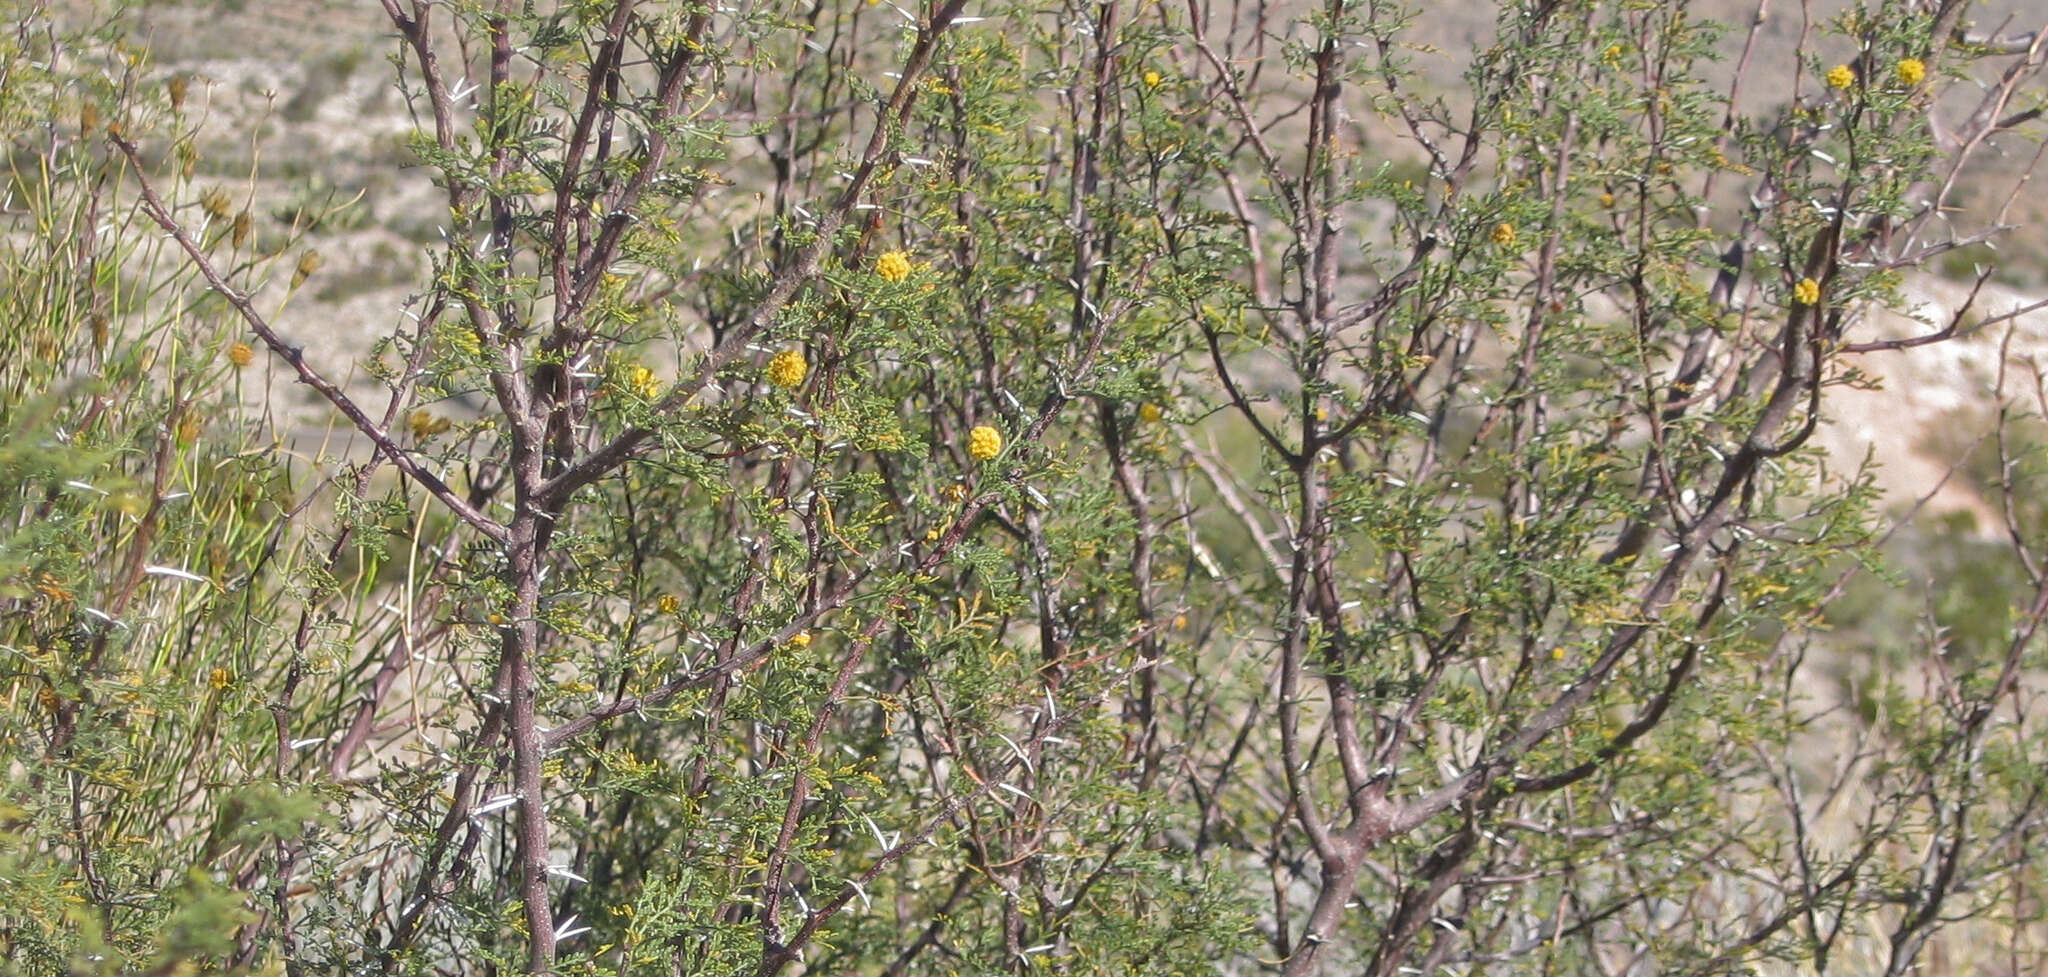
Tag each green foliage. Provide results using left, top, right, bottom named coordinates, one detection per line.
left=5, top=0, right=2048, bottom=976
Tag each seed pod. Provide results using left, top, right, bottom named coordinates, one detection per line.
left=292, top=250, right=323, bottom=287
left=201, top=188, right=232, bottom=221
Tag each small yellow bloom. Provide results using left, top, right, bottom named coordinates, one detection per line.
left=656, top=594, right=681, bottom=615
left=227, top=341, right=254, bottom=368
left=208, top=667, right=232, bottom=690
left=1598, top=191, right=1615, bottom=208
left=1895, top=57, right=1925, bottom=86
left=874, top=250, right=913, bottom=283
left=967, top=425, right=1003, bottom=461
left=409, top=410, right=451, bottom=439
left=786, top=630, right=812, bottom=649
left=1138, top=402, right=1163, bottom=423
left=1825, top=64, right=1855, bottom=90
left=1490, top=222, right=1517, bottom=247
left=765, top=349, right=807, bottom=390
left=625, top=364, right=664, bottom=399
left=941, top=482, right=968, bottom=503
left=1142, top=70, right=1162, bottom=88
left=1793, top=277, right=1822, bottom=306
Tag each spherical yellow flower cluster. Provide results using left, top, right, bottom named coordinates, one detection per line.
left=409, top=410, right=452, bottom=439
left=1895, top=57, right=1926, bottom=86
left=875, top=250, right=913, bottom=283
left=1792, top=278, right=1822, bottom=306
left=1826, top=64, right=1855, bottom=90
left=765, top=349, right=807, bottom=390
left=786, top=630, right=812, bottom=649
left=227, top=341, right=254, bottom=368
left=1490, top=222, right=1517, bottom=247
left=967, top=425, right=1003, bottom=461
left=626, top=364, right=664, bottom=399
left=1138, top=402, right=1164, bottom=423
left=1142, top=70, right=1162, bottom=88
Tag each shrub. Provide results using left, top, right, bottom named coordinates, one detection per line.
left=7, top=1, right=2048, bottom=975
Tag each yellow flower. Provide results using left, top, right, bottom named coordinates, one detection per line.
left=765, top=349, right=807, bottom=390
left=874, top=250, right=913, bottom=283
left=1826, top=64, right=1855, bottom=90
left=226, top=341, right=254, bottom=368
left=208, top=667, right=232, bottom=690
left=1142, top=70, right=1162, bottom=88
left=656, top=594, right=680, bottom=615
left=1792, top=277, right=1821, bottom=305
left=1598, top=191, right=1615, bottom=208
left=409, top=411, right=451, bottom=439
left=786, top=630, right=812, bottom=649
left=1490, top=222, right=1517, bottom=247
left=941, top=482, right=968, bottom=503
left=967, top=425, right=1003, bottom=461
left=1895, top=57, right=1925, bottom=86
left=627, top=364, right=664, bottom=399
left=1138, top=402, right=1163, bottom=423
